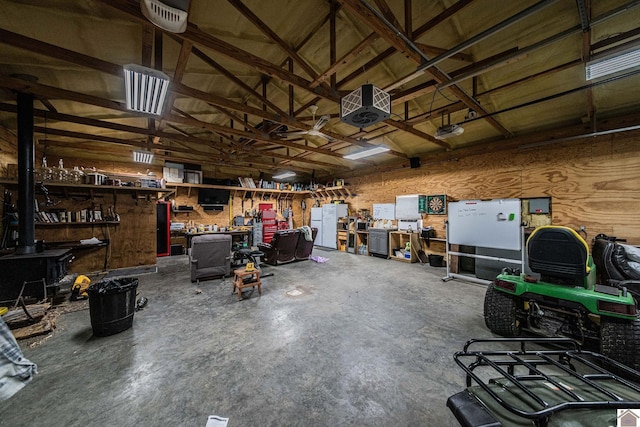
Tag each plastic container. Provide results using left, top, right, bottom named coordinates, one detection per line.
left=87, top=277, right=138, bottom=337
left=428, top=254, right=444, bottom=267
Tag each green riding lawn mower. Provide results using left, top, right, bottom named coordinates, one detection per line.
left=447, top=226, right=640, bottom=426
left=484, top=225, right=640, bottom=370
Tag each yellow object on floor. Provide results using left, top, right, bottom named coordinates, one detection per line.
left=0, top=307, right=7, bottom=316
left=71, top=275, right=91, bottom=300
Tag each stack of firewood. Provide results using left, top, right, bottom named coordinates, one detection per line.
left=3, top=303, right=57, bottom=340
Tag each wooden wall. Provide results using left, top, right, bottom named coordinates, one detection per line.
left=1, top=154, right=162, bottom=273
left=343, top=131, right=640, bottom=245
left=4, top=129, right=640, bottom=275
left=170, top=188, right=309, bottom=230
left=0, top=129, right=17, bottom=179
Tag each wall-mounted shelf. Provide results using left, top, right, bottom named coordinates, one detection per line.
left=0, top=179, right=175, bottom=200
left=311, top=186, right=354, bottom=200
left=33, top=221, right=120, bottom=226
left=167, top=182, right=310, bottom=200
left=172, top=209, right=193, bottom=215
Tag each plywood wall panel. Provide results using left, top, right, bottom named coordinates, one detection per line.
left=349, top=132, right=640, bottom=244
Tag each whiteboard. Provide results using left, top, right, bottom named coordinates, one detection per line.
left=395, top=195, right=423, bottom=220
left=448, top=199, right=521, bottom=250
left=373, top=203, right=395, bottom=220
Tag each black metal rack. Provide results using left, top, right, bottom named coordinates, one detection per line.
left=448, top=338, right=640, bottom=427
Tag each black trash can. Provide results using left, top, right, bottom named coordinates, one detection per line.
left=87, top=277, right=138, bottom=337
left=428, top=254, right=445, bottom=267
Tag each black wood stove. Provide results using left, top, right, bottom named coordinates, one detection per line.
left=0, top=249, right=72, bottom=301
left=0, top=91, right=72, bottom=302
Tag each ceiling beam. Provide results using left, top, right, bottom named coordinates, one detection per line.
left=162, top=39, right=194, bottom=118
left=35, top=122, right=344, bottom=173
left=336, top=0, right=476, bottom=89
left=101, top=0, right=343, bottom=102
left=0, top=29, right=379, bottom=151
left=415, top=0, right=559, bottom=75
left=0, top=27, right=122, bottom=76
left=141, top=23, right=154, bottom=66
left=0, top=123, right=17, bottom=154
left=384, top=119, right=450, bottom=149
left=373, top=0, right=404, bottom=37
left=37, top=97, right=58, bottom=113
left=0, top=75, right=360, bottom=164
left=413, top=43, right=473, bottom=63
left=186, top=42, right=287, bottom=117
left=0, top=102, right=226, bottom=154
left=338, top=0, right=512, bottom=137
left=227, top=0, right=324, bottom=84
left=310, top=32, right=380, bottom=89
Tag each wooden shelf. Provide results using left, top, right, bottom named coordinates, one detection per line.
left=355, top=230, right=369, bottom=255
left=420, top=238, right=447, bottom=257
left=311, top=186, right=354, bottom=200
left=0, top=179, right=175, bottom=199
left=389, top=231, right=420, bottom=263
left=166, top=182, right=310, bottom=199
left=34, top=221, right=120, bottom=226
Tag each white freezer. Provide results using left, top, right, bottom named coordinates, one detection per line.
left=311, top=207, right=324, bottom=246
left=311, top=207, right=323, bottom=221
left=321, top=204, right=348, bottom=249
left=311, top=219, right=323, bottom=246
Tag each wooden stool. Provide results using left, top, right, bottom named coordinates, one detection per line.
left=232, top=268, right=261, bottom=300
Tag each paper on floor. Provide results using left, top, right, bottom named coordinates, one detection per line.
left=205, top=415, right=228, bottom=427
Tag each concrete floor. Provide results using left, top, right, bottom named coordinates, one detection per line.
left=0, top=248, right=494, bottom=426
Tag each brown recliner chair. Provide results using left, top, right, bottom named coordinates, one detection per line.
left=295, top=227, right=318, bottom=261
left=258, top=229, right=300, bottom=265
left=189, top=234, right=232, bottom=283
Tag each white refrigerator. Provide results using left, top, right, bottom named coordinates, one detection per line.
left=321, top=204, right=348, bottom=249
left=311, top=207, right=323, bottom=247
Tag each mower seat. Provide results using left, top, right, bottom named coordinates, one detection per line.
left=527, top=226, right=590, bottom=285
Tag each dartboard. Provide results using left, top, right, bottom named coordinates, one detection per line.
left=427, top=195, right=446, bottom=214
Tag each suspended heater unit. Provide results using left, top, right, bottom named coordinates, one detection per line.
left=340, top=84, right=391, bottom=128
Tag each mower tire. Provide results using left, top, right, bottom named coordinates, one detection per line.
left=600, top=316, right=640, bottom=371
left=484, top=283, right=521, bottom=337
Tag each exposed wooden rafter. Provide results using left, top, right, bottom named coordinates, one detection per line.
left=338, top=0, right=512, bottom=137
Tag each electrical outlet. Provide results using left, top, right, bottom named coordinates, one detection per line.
left=580, top=226, right=586, bottom=231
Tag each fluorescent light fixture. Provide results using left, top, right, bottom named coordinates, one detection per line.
left=435, top=124, right=464, bottom=140
left=586, top=46, right=640, bottom=80
left=273, top=171, right=296, bottom=179
left=343, top=146, right=390, bottom=160
left=133, top=150, right=154, bottom=164
left=124, top=64, right=170, bottom=115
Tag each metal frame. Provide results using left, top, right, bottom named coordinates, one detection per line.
left=451, top=338, right=640, bottom=426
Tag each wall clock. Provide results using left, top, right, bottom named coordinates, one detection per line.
left=427, top=195, right=447, bottom=215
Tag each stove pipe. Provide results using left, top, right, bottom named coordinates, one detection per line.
left=15, top=92, right=35, bottom=255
